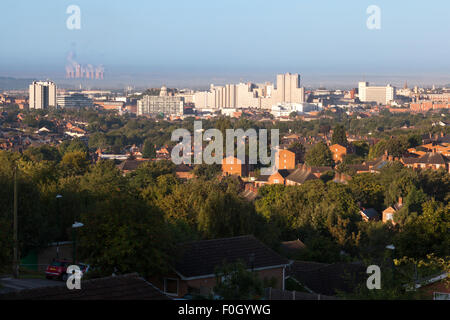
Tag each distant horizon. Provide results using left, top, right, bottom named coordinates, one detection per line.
left=1, top=0, right=449, bottom=90
left=1, top=71, right=449, bottom=92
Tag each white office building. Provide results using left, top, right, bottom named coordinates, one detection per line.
left=358, top=82, right=396, bottom=105
left=271, top=103, right=321, bottom=117
left=137, top=86, right=184, bottom=116
left=57, top=93, right=93, bottom=108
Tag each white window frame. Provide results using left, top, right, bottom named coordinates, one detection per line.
left=163, top=278, right=179, bottom=296
left=434, top=292, right=450, bottom=300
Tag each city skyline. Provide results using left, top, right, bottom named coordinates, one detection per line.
left=0, top=0, right=449, bottom=88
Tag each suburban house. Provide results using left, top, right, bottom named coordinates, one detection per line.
left=279, top=239, right=307, bottom=257
left=345, top=163, right=371, bottom=174
left=308, top=165, right=334, bottom=178
left=264, top=287, right=337, bottom=300
left=402, top=151, right=449, bottom=172
left=382, top=197, right=404, bottom=225
left=268, top=169, right=291, bottom=185
left=0, top=274, right=171, bottom=300
left=117, top=159, right=150, bottom=174
left=156, top=146, right=172, bottom=160
left=286, top=261, right=366, bottom=296
left=277, top=148, right=298, bottom=170
left=150, top=235, right=289, bottom=299
left=285, top=167, right=318, bottom=186
left=365, top=154, right=397, bottom=173
left=281, top=134, right=301, bottom=146
left=255, top=169, right=292, bottom=186
left=240, top=183, right=259, bottom=201
left=333, top=172, right=352, bottom=184
left=329, top=144, right=347, bottom=163
left=417, top=273, right=450, bottom=300
left=222, top=156, right=250, bottom=177
left=175, top=164, right=195, bottom=180
left=360, top=208, right=380, bottom=222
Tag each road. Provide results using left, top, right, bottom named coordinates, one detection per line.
left=0, top=277, right=65, bottom=294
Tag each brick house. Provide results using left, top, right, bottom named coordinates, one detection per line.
left=222, top=156, right=249, bottom=177
left=151, top=235, right=289, bottom=298
left=117, top=159, right=151, bottom=174
left=277, top=149, right=297, bottom=170
left=402, top=151, right=449, bottom=172
left=267, top=169, right=291, bottom=185
left=382, top=197, right=404, bottom=225
left=285, top=167, right=318, bottom=186
left=329, top=144, right=347, bottom=163
left=360, top=208, right=380, bottom=222
left=418, top=274, right=450, bottom=300
left=175, top=164, right=195, bottom=180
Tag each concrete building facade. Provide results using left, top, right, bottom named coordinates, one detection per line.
left=358, top=82, right=396, bottom=105
left=138, top=86, right=184, bottom=116
left=57, top=93, right=93, bottom=108
left=193, top=73, right=305, bottom=110
left=29, top=81, right=57, bottom=109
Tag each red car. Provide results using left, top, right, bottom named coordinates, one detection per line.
left=45, top=260, right=71, bottom=281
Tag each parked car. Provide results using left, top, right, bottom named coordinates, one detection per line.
left=45, top=259, right=71, bottom=281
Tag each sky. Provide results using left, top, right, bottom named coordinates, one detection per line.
left=0, top=0, right=449, bottom=88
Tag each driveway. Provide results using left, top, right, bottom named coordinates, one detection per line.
left=0, top=277, right=65, bottom=294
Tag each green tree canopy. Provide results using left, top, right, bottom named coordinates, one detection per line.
left=142, top=139, right=156, bottom=159
left=331, top=124, right=348, bottom=146
left=305, top=142, right=334, bottom=167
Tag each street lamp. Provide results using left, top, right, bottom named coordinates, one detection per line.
left=386, top=245, right=395, bottom=251
left=386, top=245, right=396, bottom=284
left=72, top=222, right=84, bottom=265
left=55, top=195, right=63, bottom=258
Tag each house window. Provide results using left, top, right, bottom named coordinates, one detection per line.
left=434, top=292, right=450, bottom=300
left=164, top=278, right=179, bottom=296
left=386, top=213, right=393, bottom=221
left=274, top=179, right=279, bottom=183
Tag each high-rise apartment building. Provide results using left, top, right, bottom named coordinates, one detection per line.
left=358, top=82, right=396, bottom=105
left=273, top=73, right=304, bottom=104
left=193, top=73, right=304, bottom=110
left=29, top=81, right=56, bottom=109
left=137, top=86, right=184, bottom=116
left=29, top=81, right=57, bottom=109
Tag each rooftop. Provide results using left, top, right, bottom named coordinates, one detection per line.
left=175, top=235, right=289, bottom=279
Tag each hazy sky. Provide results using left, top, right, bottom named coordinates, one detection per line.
left=0, top=0, right=449, bottom=88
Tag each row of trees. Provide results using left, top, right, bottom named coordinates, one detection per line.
left=1, top=141, right=447, bottom=279
left=3, top=104, right=447, bottom=157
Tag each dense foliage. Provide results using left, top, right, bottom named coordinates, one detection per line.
left=0, top=107, right=449, bottom=298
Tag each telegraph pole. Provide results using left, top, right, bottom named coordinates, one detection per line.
left=13, top=166, right=19, bottom=279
